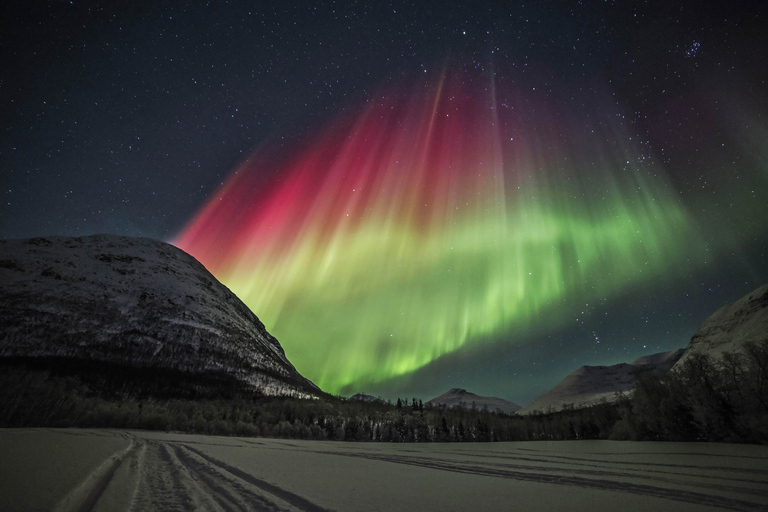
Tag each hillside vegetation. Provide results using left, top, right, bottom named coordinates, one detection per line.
left=2, top=340, right=766, bottom=444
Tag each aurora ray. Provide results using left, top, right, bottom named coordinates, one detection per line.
left=175, top=69, right=699, bottom=394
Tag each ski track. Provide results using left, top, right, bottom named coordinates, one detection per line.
left=322, top=449, right=768, bottom=512
left=258, top=442, right=768, bottom=512
left=42, top=431, right=768, bottom=512
left=51, top=433, right=326, bottom=512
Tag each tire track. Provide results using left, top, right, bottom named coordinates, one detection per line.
left=48, top=434, right=320, bottom=512
left=271, top=444, right=768, bottom=496
left=129, top=440, right=197, bottom=511
left=327, top=451, right=767, bottom=512
left=516, top=447, right=768, bottom=460
left=129, top=439, right=301, bottom=511
left=494, top=450, right=768, bottom=476
left=435, top=450, right=768, bottom=487
left=52, top=437, right=140, bottom=512
left=171, top=453, right=240, bottom=512
left=180, top=444, right=332, bottom=512
left=91, top=440, right=146, bottom=511
left=171, top=443, right=298, bottom=511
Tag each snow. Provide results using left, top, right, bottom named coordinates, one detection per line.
left=519, top=349, right=685, bottom=414
left=674, top=283, right=768, bottom=368
left=427, top=388, right=522, bottom=414
left=3, top=428, right=767, bottom=512
left=0, top=234, right=318, bottom=398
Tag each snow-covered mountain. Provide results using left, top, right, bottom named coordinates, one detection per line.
left=427, top=388, right=521, bottom=415
left=0, top=235, right=319, bottom=398
left=348, top=393, right=385, bottom=403
left=518, top=349, right=684, bottom=414
left=673, top=283, right=768, bottom=369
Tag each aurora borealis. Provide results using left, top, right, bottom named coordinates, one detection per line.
left=4, top=2, right=767, bottom=404
left=176, top=67, right=710, bottom=394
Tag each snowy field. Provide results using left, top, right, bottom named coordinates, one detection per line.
left=1, top=429, right=766, bottom=511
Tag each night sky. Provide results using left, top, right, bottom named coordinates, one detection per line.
left=3, top=1, right=767, bottom=405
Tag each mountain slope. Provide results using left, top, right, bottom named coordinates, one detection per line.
left=0, top=235, right=319, bottom=398
left=348, top=393, right=385, bottom=403
left=519, top=349, right=684, bottom=414
left=427, top=388, right=521, bottom=415
left=674, top=284, right=768, bottom=368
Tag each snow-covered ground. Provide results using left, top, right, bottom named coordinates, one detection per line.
left=2, top=429, right=766, bottom=512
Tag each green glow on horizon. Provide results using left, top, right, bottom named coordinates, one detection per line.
left=227, top=168, right=695, bottom=392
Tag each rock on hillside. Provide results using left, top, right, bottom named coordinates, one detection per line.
left=427, top=388, right=521, bottom=415
left=519, top=349, right=684, bottom=414
left=0, top=235, right=319, bottom=398
left=674, top=284, right=768, bottom=368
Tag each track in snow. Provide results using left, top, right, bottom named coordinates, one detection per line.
left=5, top=429, right=768, bottom=512
left=51, top=433, right=328, bottom=512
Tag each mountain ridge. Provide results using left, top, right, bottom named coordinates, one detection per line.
left=519, top=349, right=684, bottom=414
left=673, top=283, right=768, bottom=369
left=427, top=388, right=521, bottom=415
left=0, top=234, right=320, bottom=399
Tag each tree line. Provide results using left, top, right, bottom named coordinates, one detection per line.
left=1, top=341, right=765, bottom=444
left=0, top=365, right=621, bottom=441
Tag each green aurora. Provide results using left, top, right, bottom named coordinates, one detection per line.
left=176, top=71, right=766, bottom=395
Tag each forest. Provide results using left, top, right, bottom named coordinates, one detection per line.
left=1, top=341, right=766, bottom=444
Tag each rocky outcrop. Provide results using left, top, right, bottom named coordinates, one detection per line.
left=0, top=235, right=320, bottom=398
left=674, top=284, right=768, bottom=368
left=427, top=388, right=521, bottom=415
left=519, top=349, right=684, bottom=414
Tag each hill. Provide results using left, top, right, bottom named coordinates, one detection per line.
left=427, top=388, right=521, bottom=415
left=0, top=235, right=319, bottom=399
left=673, top=284, right=768, bottom=369
left=519, top=349, right=684, bottom=414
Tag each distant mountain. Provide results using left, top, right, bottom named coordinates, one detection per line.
left=519, top=349, right=684, bottom=414
left=0, top=235, right=320, bottom=399
left=427, top=388, right=521, bottom=415
left=631, top=350, right=685, bottom=368
left=348, top=393, right=385, bottom=403
left=674, top=284, right=768, bottom=369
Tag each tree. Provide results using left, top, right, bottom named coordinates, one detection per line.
left=439, top=417, right=450, bottom=442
